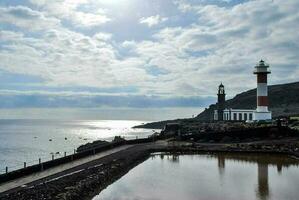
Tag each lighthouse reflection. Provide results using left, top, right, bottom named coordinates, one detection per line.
left=215, top=153, right=298, bottom=200
left=257, top=163, right=269, bottom=200
left=217, top=154, right=225, bottom=178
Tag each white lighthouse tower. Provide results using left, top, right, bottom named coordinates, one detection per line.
left=253, top=60, right=272, bottom=120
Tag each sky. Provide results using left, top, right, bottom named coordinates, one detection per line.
left=0, top=0, right=298, bottom=109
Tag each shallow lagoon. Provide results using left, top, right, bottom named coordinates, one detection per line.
left=93, top=153, right=299, bottom=200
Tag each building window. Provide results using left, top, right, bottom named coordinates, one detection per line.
left=234, top=113, right=237, bottom=121
left=244, top=113, right=248, bottom=121
left=239, top=113, right=242, bottom=121
left=249, top=113, right=253, bottom=120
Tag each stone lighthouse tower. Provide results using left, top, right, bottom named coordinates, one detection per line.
left=253, top=60, right=272, bottom=120
left=217, top=83, right=226, bottom=121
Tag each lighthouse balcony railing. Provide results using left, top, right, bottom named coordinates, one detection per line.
left=253, top=68, right=271, bottom=74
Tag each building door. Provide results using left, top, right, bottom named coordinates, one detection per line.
left=239, top=113, right=242, bottom=121
left=244, top=113, right=247, bottom=121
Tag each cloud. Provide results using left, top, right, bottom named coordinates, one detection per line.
left=0, top=6, right=60, bottom=31
left=93, top=32, right=112, bottom=41
left=0, top=30, right=24, bottom=41
left=69, top=11, right=111, bottom=27
left=0, top=0, right=298, bottom=108
left=0, top=28, right=117, bottom=86
left=29, top=0, right=110, bottom=27
left=174, top=0, right=193, bottom=12
left=0, top=88, right=214, bottom=108
left=131, top=0, right=299, bottom=96
left=139, top=15, right=168, bottom=27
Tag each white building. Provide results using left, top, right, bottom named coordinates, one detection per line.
left=214, top=109, right=254, bottom=121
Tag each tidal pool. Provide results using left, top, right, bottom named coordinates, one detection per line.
left=93, top=153, right=299, bottom=200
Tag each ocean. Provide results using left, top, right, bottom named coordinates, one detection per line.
left=0, top=107, right=204, bottom=174
left=0, top=119, right=155, bottom=173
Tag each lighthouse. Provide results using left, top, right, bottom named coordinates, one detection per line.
left=253, top=60, right=272, bottom=120
left=213, top=60, right=273, bottom=122
left=217, top=83, right=226, bottom=121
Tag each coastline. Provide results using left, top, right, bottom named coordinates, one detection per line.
left=1, top=138, right=299, bottom=200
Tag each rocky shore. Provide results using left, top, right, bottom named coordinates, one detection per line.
left=1, top=135, right=299, bottom=200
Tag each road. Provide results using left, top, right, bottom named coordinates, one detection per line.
left=0, top=144, right=133, bottom=193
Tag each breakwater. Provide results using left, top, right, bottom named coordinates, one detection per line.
left=0, top=137, right=158, bottom=185
left=0, top=144, right=153, bottom=200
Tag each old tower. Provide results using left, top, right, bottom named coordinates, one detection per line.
left=217, top=83, right=226, bottom=121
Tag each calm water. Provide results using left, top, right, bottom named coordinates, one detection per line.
left=0, top=119, right=155, bottom=173
left=93, top=153, right=299, bottom=200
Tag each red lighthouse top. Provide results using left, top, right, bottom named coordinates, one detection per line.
left=254, top=60, right=271, bottom=74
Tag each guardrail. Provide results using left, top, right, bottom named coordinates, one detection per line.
left=0, top=135, right=161, bottom=184
left=0, top=149, right=77, bottom=175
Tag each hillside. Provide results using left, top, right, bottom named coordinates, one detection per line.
left=198, top=81, right=299, bottom=121
left=134, top=81, right=299, bottom=129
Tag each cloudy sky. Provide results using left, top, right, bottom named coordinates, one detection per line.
left=0, top=0, right=298, bottom=109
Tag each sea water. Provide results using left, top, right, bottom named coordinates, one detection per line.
left=0, top=119, right=155, bottom=173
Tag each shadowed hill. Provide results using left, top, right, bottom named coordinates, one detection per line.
left=197, top=81, right=299, bottom=121
left=134, top=81, right=299, bottom=129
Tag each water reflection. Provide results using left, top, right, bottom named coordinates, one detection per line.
left=94, top=153, right=299, bottom=200
left=257, top=163, right=269, bottom=200
left=169, top=154, right=180, bottom=163
left=217, top=155, right=225, bottom=177
left=214, top=153, right=299, bottom=200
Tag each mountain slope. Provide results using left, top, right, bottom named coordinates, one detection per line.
left=197, top=81, right=299, bottom=121
left=134, top=81, right=299, bottom=129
